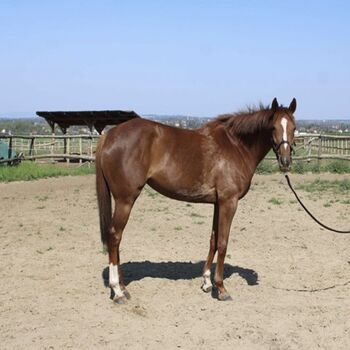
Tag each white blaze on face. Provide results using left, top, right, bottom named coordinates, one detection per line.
left=281, top=117, right=288, bottom=150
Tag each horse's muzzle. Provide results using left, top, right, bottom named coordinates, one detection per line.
left=279, top=155, right=291, bottom=172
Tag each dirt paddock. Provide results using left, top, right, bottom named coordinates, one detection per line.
left=0, top=173, right=349, bottom=349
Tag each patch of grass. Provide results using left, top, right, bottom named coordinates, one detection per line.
left=324, top=160, right=350, bottom=174
left=190, top=212, right=205, bottom=218
left=268, top=197, right=284, bottom=205
left=256, top=160, right=350, bottom=174
left=99, top=246, right=108, bottom=255
left=256, top=161, right=279, bottom=174
left=0, top=162, right=95, bottom=182
left=36, top=247, right=54, bottom=254
left=292, top=161, right=306, bottom=174
left=341, top=199, right=350, bottom=205
left=36, top=195, right=49, bottom=201
left=194, top=221, right=205, bottom=225
left=323, top=202, right=332, bottom=208
left=174, top=225, right=183, bottom=231
left=296, top=178, right=350, bottom=193
left=144, top=186, right=159, bottom=198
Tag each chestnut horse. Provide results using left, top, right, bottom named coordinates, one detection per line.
left=96, top=98, right=297, bottom=303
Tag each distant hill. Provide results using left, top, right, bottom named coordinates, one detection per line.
left=0, top=112, right=37, bottom=119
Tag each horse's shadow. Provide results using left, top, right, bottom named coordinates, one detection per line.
left=102, top=260, right=258, bottom=296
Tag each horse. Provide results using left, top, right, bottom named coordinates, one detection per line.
left=96, top=98, right=297, bottom=303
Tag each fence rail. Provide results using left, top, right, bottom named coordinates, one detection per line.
left=0, top=133, right=350, bottom=165
left=0, top=134, right=99, bottom=164
left=266, top=134, right=350, bottom=161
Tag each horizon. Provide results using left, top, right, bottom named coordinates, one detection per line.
left=0, top=112, right=349, bottom=122
left=1, top=1, right=350, bottom=119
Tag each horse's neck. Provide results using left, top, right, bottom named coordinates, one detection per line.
left=239, top=130, right=272, bottom=168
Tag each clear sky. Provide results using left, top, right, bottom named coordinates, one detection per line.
left=1, top=0, right=349, bottom=119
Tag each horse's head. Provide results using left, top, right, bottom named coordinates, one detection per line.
left=269, top=98, right=297, bottom=172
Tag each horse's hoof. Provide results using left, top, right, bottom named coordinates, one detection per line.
left=218, top=292, right=232, bottom=301
left=123, top=289, right=131, bottom=300
left=113, top=295, right=127, bottom=304
left=201, top=284, right=212, bottom=293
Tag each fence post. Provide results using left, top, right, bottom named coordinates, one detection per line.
left=29, top=137, right=35, bottom=160
left=66, top=137, right=70, bottom=164
left=8, top=136, right=13, bottom=163
left=79, top=137, right=82, bottom=164
left=318, top=135, right=322, bottom=158
left=89, top=136, right=93, bottom=168
left=50, top=133, right=55, bottom=163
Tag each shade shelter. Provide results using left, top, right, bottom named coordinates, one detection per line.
left=36, top=110, right=140, bottom=134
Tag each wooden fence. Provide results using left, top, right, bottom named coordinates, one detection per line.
left=0, top=133, right=349, bottom=165
left=265, top=134, right=350, bottom=161
left=0, top=134, right=99, bottom=164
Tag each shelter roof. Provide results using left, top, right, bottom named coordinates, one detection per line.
left=36, top=110, right=140, bottom=134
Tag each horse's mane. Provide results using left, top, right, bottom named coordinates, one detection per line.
left=206, top=104, right=293, bottom=137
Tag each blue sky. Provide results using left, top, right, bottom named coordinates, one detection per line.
left=0, top=0, right=349, bottom=119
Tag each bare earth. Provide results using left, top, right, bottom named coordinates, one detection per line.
left=0, top=173, right=349, bottom=350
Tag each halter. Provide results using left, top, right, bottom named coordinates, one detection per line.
left=271, top=139, right=295, bottom=159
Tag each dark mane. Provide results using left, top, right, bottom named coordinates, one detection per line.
left=206, top=104, right=296, bottom=137
left=207, top=104, right=273, bottom=136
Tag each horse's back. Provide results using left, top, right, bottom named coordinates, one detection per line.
left=101, top=118, right=202, bottom=164
left=98, top=118, right=215, bottom=201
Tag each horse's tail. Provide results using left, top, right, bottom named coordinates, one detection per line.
left=95, top=134, right=111, bottom=245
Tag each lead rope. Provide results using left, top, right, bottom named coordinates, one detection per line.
left=285, top=174, right=350, bottom=234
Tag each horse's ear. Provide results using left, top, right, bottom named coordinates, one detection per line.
left=289, top=98, right=297, bottom=113
left=271, top=98, right=278, bottom=112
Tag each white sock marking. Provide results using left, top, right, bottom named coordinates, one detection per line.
left=281, top=117, right=288, bottom=150
left=202, top=269, right=212, bottom=290
left=109, top=263, right=124, bottom=298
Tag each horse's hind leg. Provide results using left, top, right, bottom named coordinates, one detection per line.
left=108, top=198, right=135, bottom=304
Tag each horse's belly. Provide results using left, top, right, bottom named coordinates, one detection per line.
left=147, top=178, right=216, bottom=203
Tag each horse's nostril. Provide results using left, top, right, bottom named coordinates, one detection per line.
left=281, top=156, right=290, bottom=167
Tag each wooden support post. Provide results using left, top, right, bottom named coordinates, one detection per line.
left=66, top=137, right=70, bottom=165
left=89, top=136, right=93, bottom=168
left=29, top=137, right=35, bottom=160
left=318, top=136, right=322, bottom=165
left=48, top=121, right=55, bottom=163
left=79, top=137, right=82, bottom=164
left=50, top=133, right=55, bottom=163
left=60, top=126, right=67, bottom=163
left=8, top=136, right=13, bottom=163
left=63, top=138, right=67, bottom=157
left=307, top=140, right=312, bottom=162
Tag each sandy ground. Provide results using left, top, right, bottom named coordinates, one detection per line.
left=0, top=173, right=349, bottom=350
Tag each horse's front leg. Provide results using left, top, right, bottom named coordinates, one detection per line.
left=214, top=197, right=238, bottom=301
left=202, top=203, right=218, bottom=292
